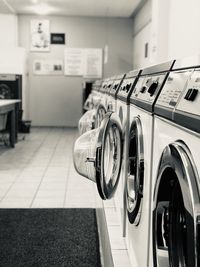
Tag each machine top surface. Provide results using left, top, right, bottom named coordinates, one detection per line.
left=172, top=55, right=200, bottom=70
left=116, top=69, right=141, bottom=103
left=140, top=60, right=175, bottom=76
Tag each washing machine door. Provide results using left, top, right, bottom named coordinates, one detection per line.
left=94, top=103, right=107, bottom=128
left=78, top=109, right=96, bottom=134
left=0, top=84, right=12, bottom=99
left=73, top=111, right=123, bottom=199
left=83, top=95, right=93, bottom=111
left=126, top=116, right=144, bottom=225
left=153, top=142, right=200, bottom=267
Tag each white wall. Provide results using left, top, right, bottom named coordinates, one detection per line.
left=168, top=0, right=200, bottom=59
left=132, top=0, right=152, bottom=69
left=150, top=0, right=170, bottom=63
left=0, top=14, right=18, bottom=47
left=133, top=23, right=152, bottom=69
left=18, top=15, right=133, bottom=127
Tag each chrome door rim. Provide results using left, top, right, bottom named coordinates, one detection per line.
left=126, top=116, right=144, bottom=225
left=96, top=112, right=123, bottom=200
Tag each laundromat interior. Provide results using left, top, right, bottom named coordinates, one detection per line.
left=0, top=0, right=200, bottom=266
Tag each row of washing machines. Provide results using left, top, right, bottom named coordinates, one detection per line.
left=73, top=58, right=200, bottom=267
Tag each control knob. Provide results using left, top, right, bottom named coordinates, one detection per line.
left=184, top=88, right=198, bottom=101
left=140, top=86, right=147, bottom=93
left=148, top=82, right=158, bottom=96
left=126, top=83, right=131, bottom=92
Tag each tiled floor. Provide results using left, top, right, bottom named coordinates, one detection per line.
left=0, top=127, right=131, bottom=267
left=0, top=127, right=96, bottom=209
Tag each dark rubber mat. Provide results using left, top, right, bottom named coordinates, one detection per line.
left=0, top=208, right=101, bottom=267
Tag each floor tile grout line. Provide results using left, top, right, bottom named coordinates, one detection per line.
left=0, top=129, right=51, bottom=203
left=29, top=128, right=67, bottom=208
left=62, top=159, right=73, bottom=208
left=62, top=130, right=78, bottom=208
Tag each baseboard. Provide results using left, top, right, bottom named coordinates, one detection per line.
left=96, top=207, right=114, bottom=267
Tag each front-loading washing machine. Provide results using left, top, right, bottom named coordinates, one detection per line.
left=107, top=73, right=126, bottom=113
left=125, top=61, right=175, bottom=267
left=113, top=69, right=141, bottom=236
left=78, top=77, right=115, bottom=135
left=150, top=59, right=200, bottom=267
left=94, top=77, right=116, bottom=129
left=72, top=71, right=139, bottom=213
left=83, top=79, right=102, bottom=111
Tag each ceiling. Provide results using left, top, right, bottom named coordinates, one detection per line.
left=0, top=0, right=143, bottom=17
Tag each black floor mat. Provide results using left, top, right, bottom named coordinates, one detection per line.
left=0, top=208, right=101, bottom=267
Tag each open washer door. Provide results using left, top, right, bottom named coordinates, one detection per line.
left=153, top=142, right=200, bottom=267
left=73, top=112, right=123, bottom=200
left=94, top=103, right=107, bottom=128
left=126, top=116, right=144, bottom=225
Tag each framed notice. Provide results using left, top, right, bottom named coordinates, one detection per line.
left=33, top=60, right=63, bottom=75
left=51, top=33, right=65, bottom=44
left=30, top=20, right=50, bottom=52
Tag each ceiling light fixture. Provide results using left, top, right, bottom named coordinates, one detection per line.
left=31, top=0, right=38, bottom=4
left=33, top=3, right=53, bottom=15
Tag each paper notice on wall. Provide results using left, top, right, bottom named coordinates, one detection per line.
left=33, top=60, right=63, bottom=75
left=64, top=48, right=85, bottom=76
left=64, top=48, right=103, bottom=78
left=84, top=49, right=103, bottom=78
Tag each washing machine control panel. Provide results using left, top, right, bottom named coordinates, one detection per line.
left=99, top=79, right=110, bottom=93
left=155, top=70, right=193, bottom=109
left=105, top=80, right=115, bottom=95
left=117, top=70, right=141, bottom=102
left=175, top=69, right=200, bottom=116
left=109, top=74, right=125, bottom=97
left=130, top=73, right=166, bottom=110
left=173, top=68, right=200, bottom=133
left=117, top=78, right=136, bottom=99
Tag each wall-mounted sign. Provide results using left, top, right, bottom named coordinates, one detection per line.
left=30, top=20, right=50, bottom=52
left=51, top=33, right=65, bottom=45
left=33, top=59, right=63, bottom=75
left=64, top=48, right=102, bottom=78
left=84, top=49, right=103, bottom=78
left=64, top=48, right=85, bottom=76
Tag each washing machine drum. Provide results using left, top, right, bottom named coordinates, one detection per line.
left=73, top=112, right=123, bottom=200
left=126, top=117, right=144, bottom=225
left=0, top=84, right=12, bottom=99
left=153, top=142, right=200, bottom=267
